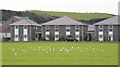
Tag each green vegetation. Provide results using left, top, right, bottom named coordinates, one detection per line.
left=0, top=43, right=2, bottom=66
left=28, top=10, right=114, bottom=20
left=2, top=42, right=118, bottom=65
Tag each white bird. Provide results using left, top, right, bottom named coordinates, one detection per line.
left=67, top=50, right=70, bottom=52
left=12, top=49, right=15, bottom=51
left=60, top=49, right=63, bottom=52
left=15, top=53, right=17, bottom=55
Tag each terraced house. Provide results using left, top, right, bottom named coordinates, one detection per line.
left=94, top=16, right=120, bottom=41
left=41, top=16, right=88, bottom=41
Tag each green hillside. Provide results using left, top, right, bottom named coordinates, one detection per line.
left=27, top=10, right=114, bottom=20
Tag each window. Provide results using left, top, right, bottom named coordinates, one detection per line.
left=24, top=26, right=27, bottom=29
left=55, top=25, right=59, bottom=29
left=46, top=35, right=49, bottom=38
left=108, top=25, right=113, bottom=31
left=55, top=25, right=59, bottom=31
left=99, top=25, right=103, bottom=29
left=66, top=25, right=70, bottom=29
left=75, top=25, right=79, bottom=31
left=15, top=35, right=18, bottom=38
left=75, top=25, right=79, bottom=29
left=24, top=35, right=27, bottom=38
left=99, top=35, right=103, bottom=38
left=66, top=25, right=70, bottom=31
left=99, top=25, right=103, bottom=31
left=75, top=35, right=79, bottom=38
left=45, top=25, right=50, bottom=31
left=55, top=35, right=59, bottom=38
left=76, top=29, right=79, bottom=32
left=15, top=25, right=19, bottom=29
left=46, top=25, right=50, bottom=29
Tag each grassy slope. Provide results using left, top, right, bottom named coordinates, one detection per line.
left=2, top=42, right=118, bottom=65
left=27, top=10, right=114, bottom=20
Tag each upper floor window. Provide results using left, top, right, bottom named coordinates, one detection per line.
left=24, top=26, right=28, bottom=29
left=15, top=25, right=19, bottom=29
left=66, top=25, right=70, bottom=29
left=108, top=25, right=113, bottom=31
left=55, top=25, right=59, bottom=31
left=45, top=25, right=50, bottom=31
left=99, top=25, right=103, bottom=29
left=75, top=25, right=79, bottom=29
left=66, top=25, right=70, bottom=32
left=99, top=25, right=103, bottom=31
left=75, top=25, right=79, bottom=31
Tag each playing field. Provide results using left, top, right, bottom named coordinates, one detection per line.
left=2, top=42, right=118, bottom=65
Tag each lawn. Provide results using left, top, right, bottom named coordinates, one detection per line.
left=2, top=42, right=118, bottom=65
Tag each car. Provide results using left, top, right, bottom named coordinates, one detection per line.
left=64, top=36, right=78, bottom=41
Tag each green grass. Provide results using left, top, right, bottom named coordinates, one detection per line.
left=27, top=10, right=113, bottom=20
left=2, top=42, right=118, bottom=65
left=0, top=43, right=2, bottom=66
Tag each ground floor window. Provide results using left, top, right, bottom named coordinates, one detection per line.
left=99, top=35, right=103, bottom=41
left=55, top=35, right=59, bottom=41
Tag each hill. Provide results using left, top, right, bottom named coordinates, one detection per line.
left=1, top=10, right=58, bottom=24
left=1, top=10, right=114, bottom=25
left=28, top=10, right=114, bottom=20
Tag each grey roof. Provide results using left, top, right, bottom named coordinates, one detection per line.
left=88, top=25, right=94, bottom=31
left=41, top=16, right=87, bottom=25
left=10, top=19, right=41, bottom=26
left=94, top=16, right=120, bottom=25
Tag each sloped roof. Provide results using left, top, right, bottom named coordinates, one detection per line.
left=41, top=16, right=87, bottom=25
left=94, top=16, right=120, bottom=25
left=10, top=19, right=41, bottom=26
left=88, top=25, right=94, bottom=31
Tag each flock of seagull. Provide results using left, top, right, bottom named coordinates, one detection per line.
left=9, top=46, right=104, bottom=56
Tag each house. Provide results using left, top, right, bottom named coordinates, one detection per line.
left=2, top=16, right=23, bottom=41
left=94, top=16, right=120, bottom=41
left=41, top=16, right=88, bottom=41
left=10, top=19, right=41, bottom=41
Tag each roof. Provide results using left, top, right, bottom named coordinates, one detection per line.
left=94, top=16, right=120, bottom=25
left=88, top=25, right=94, bottom=31
left=41, top=16, right=87, bottom=25
left=10, top=19, right=41, bottom=26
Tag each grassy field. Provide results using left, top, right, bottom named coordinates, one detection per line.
left=0, top=43, right=2, bottom=66
left=27, top=10, right=113, bottom=20
left=2, top=42, right=118, bottom=65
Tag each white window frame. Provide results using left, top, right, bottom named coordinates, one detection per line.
left=23, top=25, right=28, bottom=41
left=98, top=25, right=103, bottom=41
left=108, top=25, right=113, bottom=41
left=45, top=25, right=50, bottom=40
left=14, top=25, right=19, bottom=41
left=66, top=25, right=70, bottom=36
